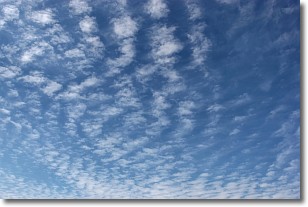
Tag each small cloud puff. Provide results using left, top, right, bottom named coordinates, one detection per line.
left=29, top=9, right=55, bottom=25
left=145, top=0, right=169, bottom=19
left=150, top=25, right=183, bottom=64
left=42, top=81, right=62, bottom=96
left=113, top=16, right=138, bottom=39
left=2, top=5, right=19, bottom=21
left=0, top=66, right=21, bottom=79
left=79, top=16, right=97, bottom=33
left=229, top=128, right=240, bottom=136
left=69, top=0, right=91, bottom=15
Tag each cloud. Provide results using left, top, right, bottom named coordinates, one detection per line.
left=65, top=48, right=86, bottom=58
left=230, top=93, right=251, bottom=107
left=229, top=128, right=240, bottom=136
left=79, top=16, right=97, bottom=33
left=0, top=108, right=10, bottom=115
left=0, top=0, right=300, bottom=199
left=107, top=16, right=138, bottom=75
left=113, top=16, right=138, bottom=39
left=185, top=0, right=202, bottom=21
left=2, top=5, right=19, bottom=21
left=21, top=41, right=53, bottom=63
left=116, top=87, right=141, bottom=108
left=145, top=0, right=169, bottom=19
left=215, top=0, right=239, bottom=5
left=233, top=115, right=248, bottom=122
left=150, top=25, right=183, bottom=64
left=178, top=101, right=195, bottom=116
left=107, top=38, right=135, bottom=68
left=19, top=72, right=62, bottom=96
left=67, top=103, right=87, bottom=120
left=29, top=9, right=55, bottom=25
left=188, top=24, right=212, bottom=66
left=268, top=105, right=285, bottom=119
left=207, top=104, right=224, bottom=113
left=136, top=65, right=157, bottom=83
left=42, top=81, right=62, bottom=96
left=0, top=66, right=21, bottom=79
left=57, top=76, right=100, bottom=100
left=19, top=72, right=46, bottom=85
left=69, top=0, right=91, bottom=15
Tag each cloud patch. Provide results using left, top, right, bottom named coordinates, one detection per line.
left=145, top=0, right=169, bottom=19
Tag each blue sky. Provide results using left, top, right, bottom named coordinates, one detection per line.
left=0, top=0, right=300, bottom=199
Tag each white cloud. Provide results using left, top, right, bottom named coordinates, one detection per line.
left=106, top=15, right=138, bottom=76
left=2, top=5, right=19, bottom=21
left=229, top=128, right=240, bottom=136
left=230, top=93, right=251, bottom=106
left=0, top=66, right=21, bottom=79
left=67, top=103, right=87, bottom=120
left=79, top=16, right=97, bottom=33
left=153, top=92, right=171, bottom=113
left=8, top=89, right=19, bottom=97
left=102, top=106, right=123, bottom=118
left=178, top=101, right=195, bottom=116
left=181, top=117, right=194, bottom=130
left=145, top=0, right=169, bottom=19
left=29, top=9, right=55, bottom=25
left=85, top=36, right=105, bottom=54
left=19, top=72, right=46, bottom=85
left=0, top=108, right=10, bottom=115
left=57, top=76, right=100, bottom=100
left=207, top=104, right=224, bottom=113
left=113, top=16, right=138, bottom=39
left=233, top=115, right=248, bottom=122
left=28, top=129, right=40, bottom=139
left=71, top=76, right=100, bottom=92
left=268, top=105, right=285, bottom=119
left=48, top=24, right=72, bottom=45
left=81, top=76, right=99, bottom=88
left=65, top=48, right=85, bottom=58
left=42, top=81, right=62, bottom=96
left=186, top=0, right=202, bottom=20
left=136, top=65, right=157, bottom=82
left=107, top=38, right=135, bottom=69
left=123, top=111, right=146, bottom=127
left=150, top=25, right=183, bottom=64
left=21, top=41, right=53, bottom=63
left=157, top=41, right=182, bottom=57
left=188, top=24, right=211, bottom=66
left=69, top=0, right=91, bottom=15
left=116, top=87, right=141, bottom=108
left=215, top=0, right=239, bottom=4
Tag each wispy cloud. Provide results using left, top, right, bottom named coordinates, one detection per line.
left=188, top=24, right=211, bottom=67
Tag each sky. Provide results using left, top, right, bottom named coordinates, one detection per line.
left=0, top=0, right=300, bottom=199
